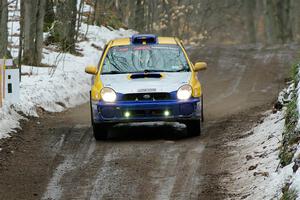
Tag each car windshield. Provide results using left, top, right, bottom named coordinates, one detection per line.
left=101, top=44, right=190, bottom=74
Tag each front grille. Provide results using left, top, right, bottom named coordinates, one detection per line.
left=122, top=93, right=171, bottom=101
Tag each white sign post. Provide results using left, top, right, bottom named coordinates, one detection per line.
left=0, top=59, right=20, bottom=107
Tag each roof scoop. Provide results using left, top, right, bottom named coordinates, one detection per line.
left=130, top=73, right=162, bottom=79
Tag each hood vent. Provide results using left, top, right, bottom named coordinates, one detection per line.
left=130, top=73, right=162, bottom=79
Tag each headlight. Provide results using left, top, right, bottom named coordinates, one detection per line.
left=177, top=84, right=192, bottom=100
left=100, top=87, right=117, bottom=102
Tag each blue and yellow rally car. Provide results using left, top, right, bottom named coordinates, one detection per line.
left=85, top=34, right=207, bottom=140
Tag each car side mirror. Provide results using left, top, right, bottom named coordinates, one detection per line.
left=85, top=65, right=98, bottom=75
left=193, top=62, right=207, bottom=71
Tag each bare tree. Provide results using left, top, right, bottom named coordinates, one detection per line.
left=54, top=0, right=77, bottom=52
left=18, top=0, right=24, bottom=78
left=134, top=0, right=145, bottom=32
left=75, top=0, right=84, bottom=41
left=243, top=0, right=256, bottom=43
left=94, top=0, right=101, bottom=26
left=0, top=0, right=8, bottom=58
left=44, top=0, right=55, bottom=31
left=23, top=0, right=46, bottom=66
left=290, top=0, right=300, bottom=42
left=263, top=0, right=293, bottom=44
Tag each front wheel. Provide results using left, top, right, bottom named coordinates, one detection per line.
left=184, top=120, right=201, bottom=137
left=201, top=95, right=204, bottom=122
left=93, top=123, right=109, bottom=140
left=90, top=92, right=109, bottom=140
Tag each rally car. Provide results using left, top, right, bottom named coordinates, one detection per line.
left=85, top=34, right=207, bottom=140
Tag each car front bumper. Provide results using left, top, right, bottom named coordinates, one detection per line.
left=91, top=98, right=202, bottom=123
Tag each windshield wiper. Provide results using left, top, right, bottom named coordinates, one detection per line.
left=102, top=71, right=128, bottom=74
left=102, top=69, right=190, bottom=75
left=142, top=69, right=168, bottom=73
left=174, top=69, right=190, bottom=72
left=140, top=69, right=190, bottom=73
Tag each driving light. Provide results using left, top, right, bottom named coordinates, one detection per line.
left=177, top=85, right=192, bottom=100
left=100, top=87, right=117, bottom=102
left=124, top=111, right=131, bottom=118
left=164, top=110, right=170, bottom=116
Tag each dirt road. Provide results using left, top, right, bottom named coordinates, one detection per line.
left=0, top=45, right=298, bottom=200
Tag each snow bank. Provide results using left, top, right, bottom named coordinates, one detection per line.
left=228, top=111, right=287, bottom=199
left=228, top=77, right=300, bottom=199
left=295, top=64, right=300, bottom=133
left=0, top=24, right=135, bottom=139
left=291, top=64, right=300, bottom=198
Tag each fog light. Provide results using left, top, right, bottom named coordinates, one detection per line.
left=164, top=110, right=170, bottom=116
left=124, top=111, right=131, bottom=118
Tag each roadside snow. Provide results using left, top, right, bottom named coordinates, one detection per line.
left=228, top=79, right=300, bottom=199
left=0, top=24, right=135, bottom=139
left=296, top=64, right=300, bottom=131
left=228, top=111, right=287, bottom=199
left=292, top=64, right=300, bottom=199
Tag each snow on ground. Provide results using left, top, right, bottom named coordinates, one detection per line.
left=291, top=166, right=300, bottom=199
left=296, top=64, right=300, bottom=130
left=0, top=24, right=135, bottom=139
left=291, top=65, right=300, bottom=199
left=227, top=111, right=287, bottom=199
left=227, top=81, right=300, bottom=199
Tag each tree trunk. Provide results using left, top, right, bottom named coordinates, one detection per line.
left=44, top=0, right=55, bottom=31
left=35, top=0, right=46, bottom=63
left=243, top=0, right=256, bottom=43
left=55, top=0, right=77, bottom=52
left=160, top=0, right=171, bottom=36
left=76, top=0, right=84, bottom=41
left=0, top=0, right=8, bottom=58
left=94, top=0, right=102, bottom=26
left=263, top=0, right=279, bottom=43
left=134, top=0, right=145, bottom=32
left=23, top=0, right=46, bottom=66
left=18, top=0, right=24, bottom=80
left=263, top=0, right=292, bottom=44
left=23, top=0, right=33, bottom=64
left=290, top=0, right=300, bottom=42
left=277, top=0, right=292, bottom=43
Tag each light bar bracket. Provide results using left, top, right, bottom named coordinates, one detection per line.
left=131, top=34, right=157, bottom=45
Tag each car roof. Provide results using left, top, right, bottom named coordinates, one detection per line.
left=110, top=37, right=179, bottom=47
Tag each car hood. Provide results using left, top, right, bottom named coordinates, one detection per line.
left=100, top=72, right=191, bottom=94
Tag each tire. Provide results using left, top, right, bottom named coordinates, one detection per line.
left=201, top=95, right=204, bottom=122
left=185, top=120, right=201, bottom=137
left=92, top=123, right=109, bottom=140
left=90, top=91, right=109, bottom=140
